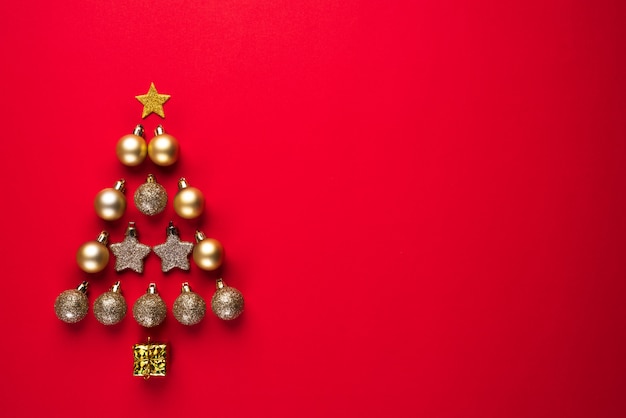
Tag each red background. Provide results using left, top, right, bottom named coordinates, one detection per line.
left=1, top=1, right=625, bottom=417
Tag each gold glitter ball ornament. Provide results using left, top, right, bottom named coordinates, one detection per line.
left=133, top=283, right=167, bottom=328
left=94, top=179, right=126, bottom=221
left=76, top=231, right=109, bottom=273
left=148, top=125, right=179, bottom=166
left=93, top=281, right=127, bottom=325
left=134, top=174, right=168, bottom=216
left=116, top=125, right=147, bottom=166
left=192, top=231, right=223, bottom=271
left=173, top=282, right=206, bottom=326
left=211, top=279, right=244, bottom=320
left=54, top=281, right=89, bottom=323
left=173, top=178, right=204, bottom=219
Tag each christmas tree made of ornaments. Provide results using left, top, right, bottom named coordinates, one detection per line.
left=53, top=83, right=244, bottom=378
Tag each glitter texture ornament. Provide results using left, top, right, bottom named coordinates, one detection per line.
left=133, top=283, right=167, bottom=328
left=116, top=125, right=147, bottom=166
left=173, top=178, right=204, bottom=219
left=93, top=281, right=127, bottom=325
left=94, top=179, right=127, bottom=221
left=173, top=282, right=206, bottom=326
left=153, top=221, right=194, bottom=272
left=54, top=281, right=89, bottom=323
left=110, top=222, right=151, bottom=273
left=148, top=125, right=179, bottom=166
left=134, top=174, right=168, bottom=216
left=211, top=279, right=244, bottom=320
left=76, top=231, right=110, bottom=273
left=192, top=231, right=223, bottom=271
left=135, top=82, right=170, bottom=119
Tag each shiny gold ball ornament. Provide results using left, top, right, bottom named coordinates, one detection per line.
left=133, top=283, right=167, bottom=328
left=116, top=124, right=147, bottom=166
left=54, top=281, right=89, bottom=323
left=76, top=231, right=110, bottom=273
left=134, top=174, right=168, bottom=216
left=193, top=231, right=223, bottom=271
left=94, top=179, right=127, bottom=221
left=173, top=178, right=205, bottom=219
left=93, top=281, right=127, bottom=325
left=211, top=279, right=244, bottom=320
left=148, top=125, right=179, bottom=166
left=173, top=282, right=206, bottom=326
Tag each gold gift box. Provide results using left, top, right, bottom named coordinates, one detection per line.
left=133, top=339, right=167, bottom=378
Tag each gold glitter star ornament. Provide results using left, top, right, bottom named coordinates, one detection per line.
left=135, top=82, right=170, bottom=118
left=110, top=222, right=151, bottom=273
left=134, top=174, right=168, bottom=216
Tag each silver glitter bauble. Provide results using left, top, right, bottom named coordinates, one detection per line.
left=133, top=283, right=167, bottom=328
left=211, top=279, right=244, bottom=320
left=54, top=282, right=89, bottom=323
left=173, top=282, right=206, bottom=325
left=134, top=174, right=168, bottom=216
left=93, top=281, right=127, bottom=325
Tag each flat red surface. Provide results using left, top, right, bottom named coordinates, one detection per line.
left=1, top=1, right=625, bottom=417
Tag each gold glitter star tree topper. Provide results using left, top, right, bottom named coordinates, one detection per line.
left=136, top=82, right=170, bottom=118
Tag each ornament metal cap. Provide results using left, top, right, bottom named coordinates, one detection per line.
left=146, top=173, right=157, bottom=183
left=147, top=283, right=158, bottom=294
left=194, top=230, right=206, bottom=242
left=133, top=124, right=145, bottom=137
left=96, top=231, right=109, bottom=246
left=126, top=222, right=138, bottom=238
left=77, top=281, right=89, bottom=293
left=154, top=125, right=165, bottom=136
left=166, top=221, right=180, bottom=237
left=181, top=282, right=192, bottom=293
left=111, top=281, right=121, bottom=293
left=113, top=179, right=126, bottom=193
left=178, top=177, right=189, bottom=190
